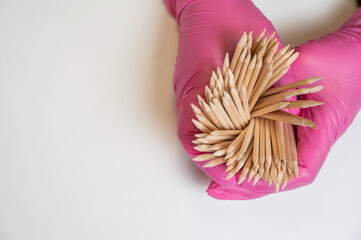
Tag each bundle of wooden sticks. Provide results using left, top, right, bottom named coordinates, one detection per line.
left=191, top=29, right=323, bottom=192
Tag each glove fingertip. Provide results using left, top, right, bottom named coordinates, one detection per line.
left=206, top=182, right=271, bottom=200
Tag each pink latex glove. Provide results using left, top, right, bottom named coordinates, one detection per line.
left=207, top=7, right=361, bottom=200
left=164, top=0, right=292, bottom=190
left=165, top=0, right=361, bottom=199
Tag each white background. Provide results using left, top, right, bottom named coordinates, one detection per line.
left=0, top=0, right=360, bottom=239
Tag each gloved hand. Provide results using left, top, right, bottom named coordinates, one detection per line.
left=165, top=0, right=294, bottom=192
left=207, top=8, right=361, bottom=200
left=165, top=0, right=361, bottom=199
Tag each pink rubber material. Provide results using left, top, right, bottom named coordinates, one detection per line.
left=165, top=0, right=361, bottom=200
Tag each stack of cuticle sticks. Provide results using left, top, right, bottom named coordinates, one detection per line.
left=191, top=29, right=323, bottom=192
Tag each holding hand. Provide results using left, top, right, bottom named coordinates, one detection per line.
left=165, top=0, right=361, bottom=199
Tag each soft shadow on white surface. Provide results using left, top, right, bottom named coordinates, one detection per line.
left=147, top=8, right=211, bottom=186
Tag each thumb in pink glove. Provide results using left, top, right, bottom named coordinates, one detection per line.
left=207, top=7, right=361, bottom=200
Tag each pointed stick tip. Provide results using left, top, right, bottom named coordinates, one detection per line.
left=225, top=151, right=234, bottom=160
left=223, top=53, right=230, bottom=67
left=190, top=103, right=199, bottom=113
left=281, top=102, right=290, bottom=108
left=310, top=76, right=324, bottom=82
left=238, top=175, right=247, bottom=185
left=203, top=162, right=214, bottom=168
left=252, top=175, right=260, bottom=186
left=274, top=183, right=280, bottom=193
left=314, top=101, right=324, bottom=106
left=225, top=173, right=234, bottom=180
left=197, top=94, right=203, bottom=101
left=310, top=85, right=324, bottom=93
left=225, top=165, right=234, bottom=172
left=192, top=154, right=212, bottom=161
left=203, top=102, right=211, bottom=112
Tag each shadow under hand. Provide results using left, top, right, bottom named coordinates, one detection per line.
left=147, top=4, right=210, bottom=186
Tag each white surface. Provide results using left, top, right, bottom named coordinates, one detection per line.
left=0, top=0, right=360, bottom=239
